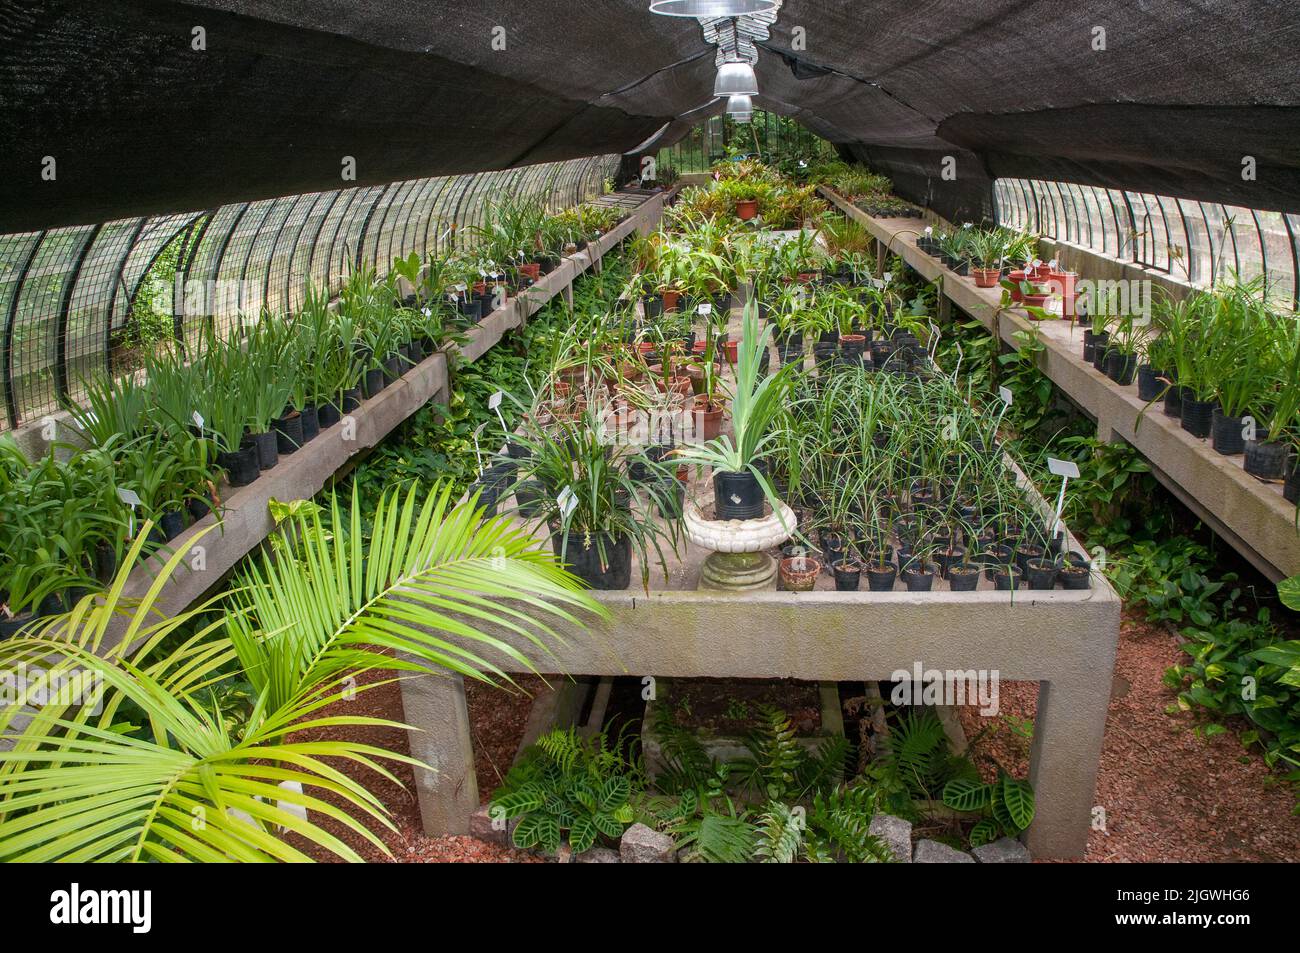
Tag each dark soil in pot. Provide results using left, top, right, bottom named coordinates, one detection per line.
left=1014, top=543, right=1044, bottom=575
left=1180, top=397, right=1216, bottom=439
left=933, top=547, right=966, bottom=578
left=866, top=563, right=897, bottom=591
left=252, top=431, right=278, bottom=471
left=902, top=565, right=935, bottom=591
left=219, top=437, right=260, bottom=486
left=947, top=565, right=980, bottom=592
left=820, top=530, right=847, bottom=567
left=1026, top=558, right=1058, bottom=590
left=982, top=545, right=1013, bottom=581
left=300, top=405, right=320, bottom=442
left=364, top=367, right=386, bottom=399
left=274, top=410, right=304, bottom=454
left=1211, top=408, right=1246, bottom=455
left=831, top=559, right=862, bottom=591
left=1244, top=439, right=1290, bottom=480
left=713, top=469, right=764, bottom=520
left=551, top=532, right=632, bottom=590
left=1137, top=365, right=1166, bottom=402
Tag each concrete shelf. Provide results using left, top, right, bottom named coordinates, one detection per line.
left=822, top=189, right=1300, bottom=583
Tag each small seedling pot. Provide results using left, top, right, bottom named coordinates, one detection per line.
left=972, top=267, right=1002, bottom=288
left=1136, top=365, right=1166, bottom=402
left=1058, top=563, right=1091, bottom=590
left=274, top=409, right=304, bottom=454
left=902, top=565, right=935, bottom=592
left=1163, top=383, right=1185, bottom=419
left=947, top=564, right=980, bottom=591
left=300, top=405, right=320, bottom=442
left=831, top=559, right=862, bottom=591
left=1285, top=455, right=1299, bottom=504
left=1105, top=351, right=1137, bottom=386
left=219, top=437, right=260, bottom=487
left=160, top=508, right=187, bottom=542
left=252, top=431, right=278, bottom=471
left=1025, top=558, right=1058, bottom=590
left=1211, top=408, right=1246, bottom=455
left=364, top=367, right=386, bottom=398
left=779, top=556, right=821, bottom=592
left=865, top=563, right=897, bottom=592
left=342, top=388, right=363, bottom=412
left=993, top=566, right=1023, bottom=590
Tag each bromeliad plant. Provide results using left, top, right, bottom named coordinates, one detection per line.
left=0, top=481, right=606, bottom=861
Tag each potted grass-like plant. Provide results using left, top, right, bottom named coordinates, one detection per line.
left=674, top=301, right=794, bottom=521
left=1245, top=320, right=1300, bottom=480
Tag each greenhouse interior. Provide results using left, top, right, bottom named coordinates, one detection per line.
left=0, top=0, right=1298, bottom=894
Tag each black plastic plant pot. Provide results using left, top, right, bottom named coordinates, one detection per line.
left=1090, top=334, right=1110, bottom=371
left=300, top=405, right=320, bottom=442
left=187, top=495, right=211, bottom=524
left=252, top=431, right=278, bottom=471
left=505, top=439, right=532, bottom=461
left=342, top=388, right=363, bottom=413
left=1211, top=408, right=1245, bottom=455
left=460, top=298, right=483, bottom=322
left=318, top=402, right=342, bottom=429
left=902, top=566, right=935, bottom=592
left=1059, top=564, right=1091, bottom=590
left=1014, top=544, right=1044, bottom=575
left=820, top=530, right=846, bottom=566
left=1244, top=439, right=1289, bottom=480
left=866, top=564, right=897, bottom=592
left=515, top=481, right=545, bottom=518
left=1026, top=558, right=1058, bottom=590
left=551, top=532, right=632, bottom=591
left=1163, top=384, right=1185, bottom=419
left=1082, top=330, right=1098, bottom=363
left=383, top=353, right=403, bottom=385
left=1180, top=397, right=1216, bottom=439
left=93, top=541, right=118, bottom=584
left=1285, top=456, right=1299, bottom=504
left=947, top=565, right=980, bottom=592
left=993, top=566, right=1023, bottom=591
left=643, top=295, right=664, bottom=320
left=160, top=508, right=187, bottom=542
left=1105, top=351, right=1137, bottom=386
left=219, top=439, right=260, bottom=487
left=831, top=559, right=861, bottom=591
left=364, top=367, right=386, bottom=399
left=777, top=344, right=804, bottom=368
left=982, top=545, right=1013, bottom=581
left=0, top=611, right=37, bottom=639
left=274, top=410, right=305, bottom=454
left=470, top=479, right=501, bottom=517
left=713, top=469, right=765, bottom=520
left=1137, top=365, right=1167, bottom=402
left=933, top=547, right=966, bottom=578
left=653, top=478, right=686, bottom=519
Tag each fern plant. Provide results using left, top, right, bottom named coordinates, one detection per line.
left=733, top=704, right=853, bottom=801
left=493, top=726, right=644, bottom=854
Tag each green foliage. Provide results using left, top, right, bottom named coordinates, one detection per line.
left=494, top=727, right=644, bottom=854
left=942, top=773, right=1036, bottom=847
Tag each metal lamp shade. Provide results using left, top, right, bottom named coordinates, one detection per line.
left=713, top=61, right=759, bottom=97
left=649, top=1, right=779, bottom=17
left=725, top=95, right=753, bottom=117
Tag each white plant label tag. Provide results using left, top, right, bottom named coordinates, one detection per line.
left=999, top=386, right=1014, bottom=406
left=557, top=485, right=577, bottom=519
left=697, top=303, right=712, bottom=316
left=883, top=272, right=893, bottom=283
left=191, top=411, right=204, bottom=429
left=117, top=487, right=142, bottom=507
left=421, top=307, right=432, bottom=317
left=1047, top=458, right=1081, bottom=479
left=488, top=391, right=503, bottom=411
left=924, top=226, right=933, bottom=236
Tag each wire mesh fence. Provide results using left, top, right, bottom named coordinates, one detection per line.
left=994, top=178, right=1300, bottom=308
left=656, top=111, right=833, bottom=174
left=0, top=155, right=616, bottom=432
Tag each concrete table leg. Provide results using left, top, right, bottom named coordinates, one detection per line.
left=399, top=672, right=479, bottom=836
left=1025, top=675, right=1111, bottom=858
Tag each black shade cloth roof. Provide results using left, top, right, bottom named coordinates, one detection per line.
left=3, top=0, right=1299, bottom=230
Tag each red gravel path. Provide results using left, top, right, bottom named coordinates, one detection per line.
left=957, top=609, right=1300, bottom=862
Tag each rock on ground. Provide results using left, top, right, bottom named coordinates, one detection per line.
left=913, top=839, right=975, bottom=863
left=869, top=814, right=913, bottom=863
left=575, top=847, right=621, bottom=863
left=971, top=836, right=1032, bottom=863
left=468, top=805, right=518, bottom=847
left=620, top=823, right=677, bottom=863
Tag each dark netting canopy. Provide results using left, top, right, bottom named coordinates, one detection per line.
left=3, top=0, right=1300, bottom=232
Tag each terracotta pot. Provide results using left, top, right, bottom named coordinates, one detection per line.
left=1049, top=270, right=1078, bottom=319
left=691, top=397, right=725, bottom=441
left=649, top=367, right=691, bottom=398
left=736, top=199, right=759, bottom=220
left=662, top=289, right=681, bottom=313
left=973, top=267, right=1002, bottom=288
left=723, top=340, right=739, bottom=366
left=517, top=262, right=541, bottom=281
left=1022, top=293, right=1050, bottom=314
left=779, top=556, right=821, bottom=592
left=1008, top=270, right=1027, bottom=302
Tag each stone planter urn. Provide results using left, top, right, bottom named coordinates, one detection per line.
left=683, top=495, right=796, bottom=591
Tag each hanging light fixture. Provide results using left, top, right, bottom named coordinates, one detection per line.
left=725, top=94, right=753, bottom=116
left=713, top=60, right=759, bottom=97
left=649, top=1, right=778, bottom=16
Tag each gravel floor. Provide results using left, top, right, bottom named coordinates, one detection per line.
left=956, top=608, right=1300, bottom=862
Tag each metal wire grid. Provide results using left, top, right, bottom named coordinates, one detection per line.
left=994, top=178, right=1300, bottom=308
left=656, top=110, right=827, bottom=174
left=0, top=155, right=616, bottom=432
